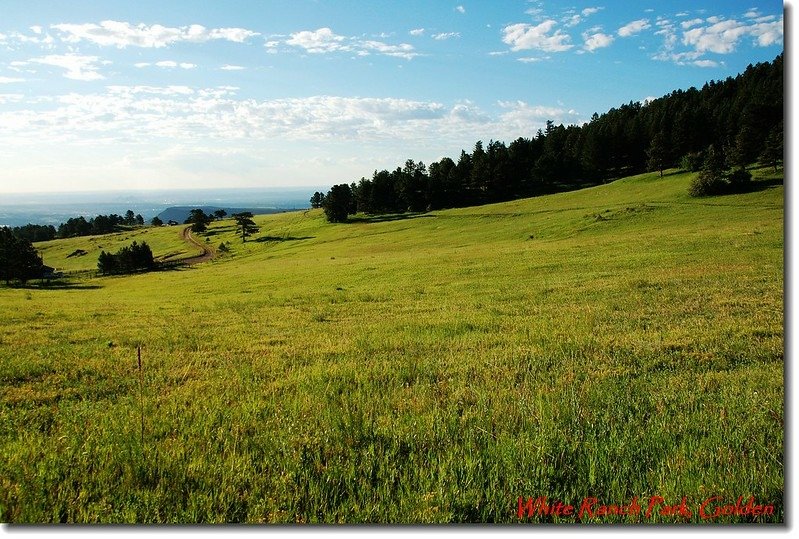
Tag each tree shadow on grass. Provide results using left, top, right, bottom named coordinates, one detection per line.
left=745, top=176, right=784, bottom=192
left=699, top=176, right=784, bottom=199
left=153, top=262, right=198, bottom=272
left=201, top=227, right=235, bottom=237
left=347, top=212, right=437, bottom=224
left=7, top=280, right=102, bottom=290
left=254, top=235, right=315, bottom=243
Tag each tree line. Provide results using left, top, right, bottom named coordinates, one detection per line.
left=319, top=54, right=783, bottom=222
left=9, top=209, right=147, bottom=243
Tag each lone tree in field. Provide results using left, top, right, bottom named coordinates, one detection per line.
left=213, top=209, right=227, bottom=221
left=185, top=209, right=213, bottom=233
left=232, top=212, right=259, bottom=242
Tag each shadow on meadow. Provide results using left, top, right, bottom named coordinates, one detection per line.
left=348, top=213, right=437, bottom=224
left=254, top=235, right=315, bottom=243
left=7, top=280, right=102, bottom=290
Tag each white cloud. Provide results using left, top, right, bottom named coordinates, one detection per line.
left=0, top=94, right=25, bottom=104
left=29, top=54, right=107, bottom=81
left=286, top=27, right=350, bottom=53
left=618, top=19, right=651, bottom=37
left=525, top=8, right=544, bottom=19
left=221, top=64, right=246, bottom=71
left=692, top=59, right=719, bottom=68
left=455, top=6, right=466, bottom=14
left=0, top=87, right=584, bottom=151
left=750, top=20, right=784, bottom=47
left=652, top=46, right=701, bottom=64
left=681, top=18, right=704, bottom=29
left=360, top=40, right=419, bottom=59
left=497, top=100, right=581, bottom=132
left=682, top=20, right=744, bottom=53
left=146, top=60, right=196, bottom=69
left=583, top=31, right=614, bottom=52
left=561, top=7, right=601, bottom=28
left=502, top=21, right=573, bottom=52
left=106, top=85, right=196, bottom=96
left=0, top=77, right=25, bottom=83
left=432, top=32, right=460, bottom=40
left=682, top=17, right=783, bottom=54
left=0, top=88, right=593, bottom=190
left=1, top=30, right=56, bottom=47
left=517, top=56, right=546, bottom=63
left=409, top=28, right=425, bottom=36
left=50, top=20, right=259, bottom=48
left=285, top=27, right=418, bottom=59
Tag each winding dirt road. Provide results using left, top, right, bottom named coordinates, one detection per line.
left=180, top=226, right=215, bottom=265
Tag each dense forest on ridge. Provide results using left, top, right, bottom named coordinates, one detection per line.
left=317, top=53, right=783, bottom=221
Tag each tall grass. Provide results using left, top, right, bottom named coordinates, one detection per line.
left=0, top=168, right=783, bottom=522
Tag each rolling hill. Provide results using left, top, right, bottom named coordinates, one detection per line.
left=0, top=166, right=784, bottom=523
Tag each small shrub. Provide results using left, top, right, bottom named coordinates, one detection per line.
left=688, top=170, right=727, bottom=197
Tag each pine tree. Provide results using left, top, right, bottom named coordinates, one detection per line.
left=232, top=212, right=260, bottom=242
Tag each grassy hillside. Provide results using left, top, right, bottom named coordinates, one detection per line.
left=34, top=224, right=206, bottom=273
left=0, top=167, right=783, bottom=523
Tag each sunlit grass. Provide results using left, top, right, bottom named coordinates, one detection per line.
left=0, top=167, right=783, bottom=523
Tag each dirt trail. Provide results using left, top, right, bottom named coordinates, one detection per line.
left=180, top=226, right=215, bottom=265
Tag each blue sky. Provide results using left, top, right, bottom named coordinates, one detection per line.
left=0, top=1, right=786, bottom=193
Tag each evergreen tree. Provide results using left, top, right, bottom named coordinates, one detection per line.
left=760, top=124, right=783, bottom=171
left=646, top=132, right=670, bottom=177
left=689, top=145, right=728, bottom=197
left=323, top=184, right=353, bottom=223
left=0, top=227, right=45, bottom=284
left=186, top=209, right=212, bottom=233
left=310, top=192, right=325, bottom=209
left=232, top=212, right=260, bottom=242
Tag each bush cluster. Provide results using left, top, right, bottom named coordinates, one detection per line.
left=97, top=241, right=155, bottom=275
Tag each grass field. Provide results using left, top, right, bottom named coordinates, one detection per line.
left=0, top=167, right=784, bottom=523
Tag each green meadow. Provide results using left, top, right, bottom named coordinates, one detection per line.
left=0, top=167, right=783, bottom=523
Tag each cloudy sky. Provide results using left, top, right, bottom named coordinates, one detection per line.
left=0, top=0, right=786, bottom=193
